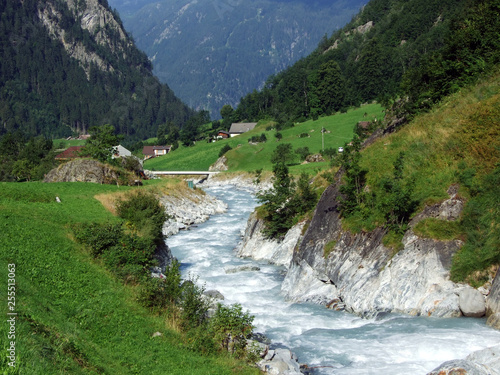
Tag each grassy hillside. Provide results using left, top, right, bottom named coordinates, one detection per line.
left=0, top=181, right=258, bottom=374
left=348, top=69, right=500, bottom=284
left=145, top=103, right=384, bottom=174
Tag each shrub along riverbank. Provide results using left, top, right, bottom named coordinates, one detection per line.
left=0, top=180, right=259, bottom=374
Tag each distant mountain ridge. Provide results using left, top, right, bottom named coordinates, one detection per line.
left=0, top=0, right=193, bottom=140
left=108, top=0, right=366, bottom=118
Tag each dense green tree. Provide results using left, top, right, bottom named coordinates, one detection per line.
left=316, top=60, right=345, bottom=114
left=83, top=124, right=123, bottom=163
left=257, top=162, right=295, bottom=239
left=270, top=143, right=294, bottom=165
left=338, top=136, right=367, bottom=217
left=295, top=146, right=310, bottom=161
left=220, top=105, right=235, bottom=130
left=378, top=152, right=417, bottom=232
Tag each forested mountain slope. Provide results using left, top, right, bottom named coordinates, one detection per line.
left=0, top=0, right=194, bottom=140
left=233, top=0, right=499, bottom=124
left=108, top=0, right=366, bottom=118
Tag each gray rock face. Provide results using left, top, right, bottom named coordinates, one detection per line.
left=487, top=313, right=500, bottom=330
left=427, top=359, right=493, bottom=375
left=236, top=211, right=305, bottom=267
left=487, top=269, right=500, bottom=317
left=428, top=345, right=500, bottom=375
left=209, top=156, right=228, bottom=171
left=467, top=345, right=500, bottom=374
left=257, top=348, right=303, bottom=375
left=38, top=0, right=130, bottom=76
left=154, top=242, right=173, bottom=273
left=160, top=189, right=227, bottom=237
left=44, top=159, right=126, bottom=184
left=281, top=179, right=468, bottom=317
left=459, top=288, right=486, bottom=317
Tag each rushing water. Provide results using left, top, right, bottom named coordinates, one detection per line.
left=167, top=185, right=500, bottom=374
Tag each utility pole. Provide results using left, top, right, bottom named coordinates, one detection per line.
left=321, top=127, right=325, bottom=151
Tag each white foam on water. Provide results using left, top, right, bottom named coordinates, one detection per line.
left=167, top=185, right=500, bottom=374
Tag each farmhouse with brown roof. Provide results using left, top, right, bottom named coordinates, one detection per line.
left=142, top=145, right=172, bottom=160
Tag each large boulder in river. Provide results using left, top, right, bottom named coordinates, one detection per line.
left=44, top=159, right=135, bottom=185
left=428, top=345, right=500, bottom=375
left=459, top=288, right=486, bottom=317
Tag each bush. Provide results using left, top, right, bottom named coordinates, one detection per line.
left=73, top=222, right=122, bottom=257
left=209, top=303, right=254, bottom=357
left=102, top=234, right=157, bottom=282
left=121, top=156, right=142, bottom=173
left=179, top=277, right=209, bottom=330
left=322, top=147, right=338, bottom=160
left=295, top=146, right=310, bottom=161
left=219, top=144, right=232, bottom=157
left=116, top=191, right=167, bottom=242
left=139, top=260, right=182, bottom=311
left=248, top=133, right=267, bottom=143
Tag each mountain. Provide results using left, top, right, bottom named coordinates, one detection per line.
left=232, top=0, right=499, bottom=124
left=0, top=0, right=194, bottom=140
left=107, top=0, right=366, bottom=118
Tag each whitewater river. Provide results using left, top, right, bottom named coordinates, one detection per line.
left=167, top=185, right=500, bottom=374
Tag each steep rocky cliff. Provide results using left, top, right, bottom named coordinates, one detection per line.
left=37, top=0, right=131, bottom=76
left=237, top=173, right=496, bottom=319
left=281, top=177, right=490, bottom=318
left=236, top=211, right=305, bottom=268
left=0, top=0, right=192, bottom=138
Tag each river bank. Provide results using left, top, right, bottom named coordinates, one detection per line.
left=163, top=183, right=500, bottom=374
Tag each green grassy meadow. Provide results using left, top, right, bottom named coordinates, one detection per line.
left=145, top=104, right=384, bottom=174
left=0, top=181, right=258, bottom=374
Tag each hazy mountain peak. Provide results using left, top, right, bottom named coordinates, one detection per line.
left=109, top=0, right=366, bottom=117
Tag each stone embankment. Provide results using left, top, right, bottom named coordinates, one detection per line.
left=159, top=188, right=227, bottom=237
left=236, top=211, right=305, bottom=268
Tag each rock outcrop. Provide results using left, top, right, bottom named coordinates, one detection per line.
left=44, top=159, right=135, bottom=185
left=209, top=156, right=229, bottom=171
left=257, top=348, right=303, bottom=375
left=487, top=269, right=500, bottom=315
left=428, top=344, right=500, bottom=375
left=160, top=188, right=227, bottom=237
left=236, top=211, right=305, bottom=267
left=37, top=0, right=131, bottom=76
left=459, top=288, right=486, bottom=317
left=279, top=178, right=476, bottom=318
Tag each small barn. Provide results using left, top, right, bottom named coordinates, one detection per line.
left=228, top=123, right=257, bottom=137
